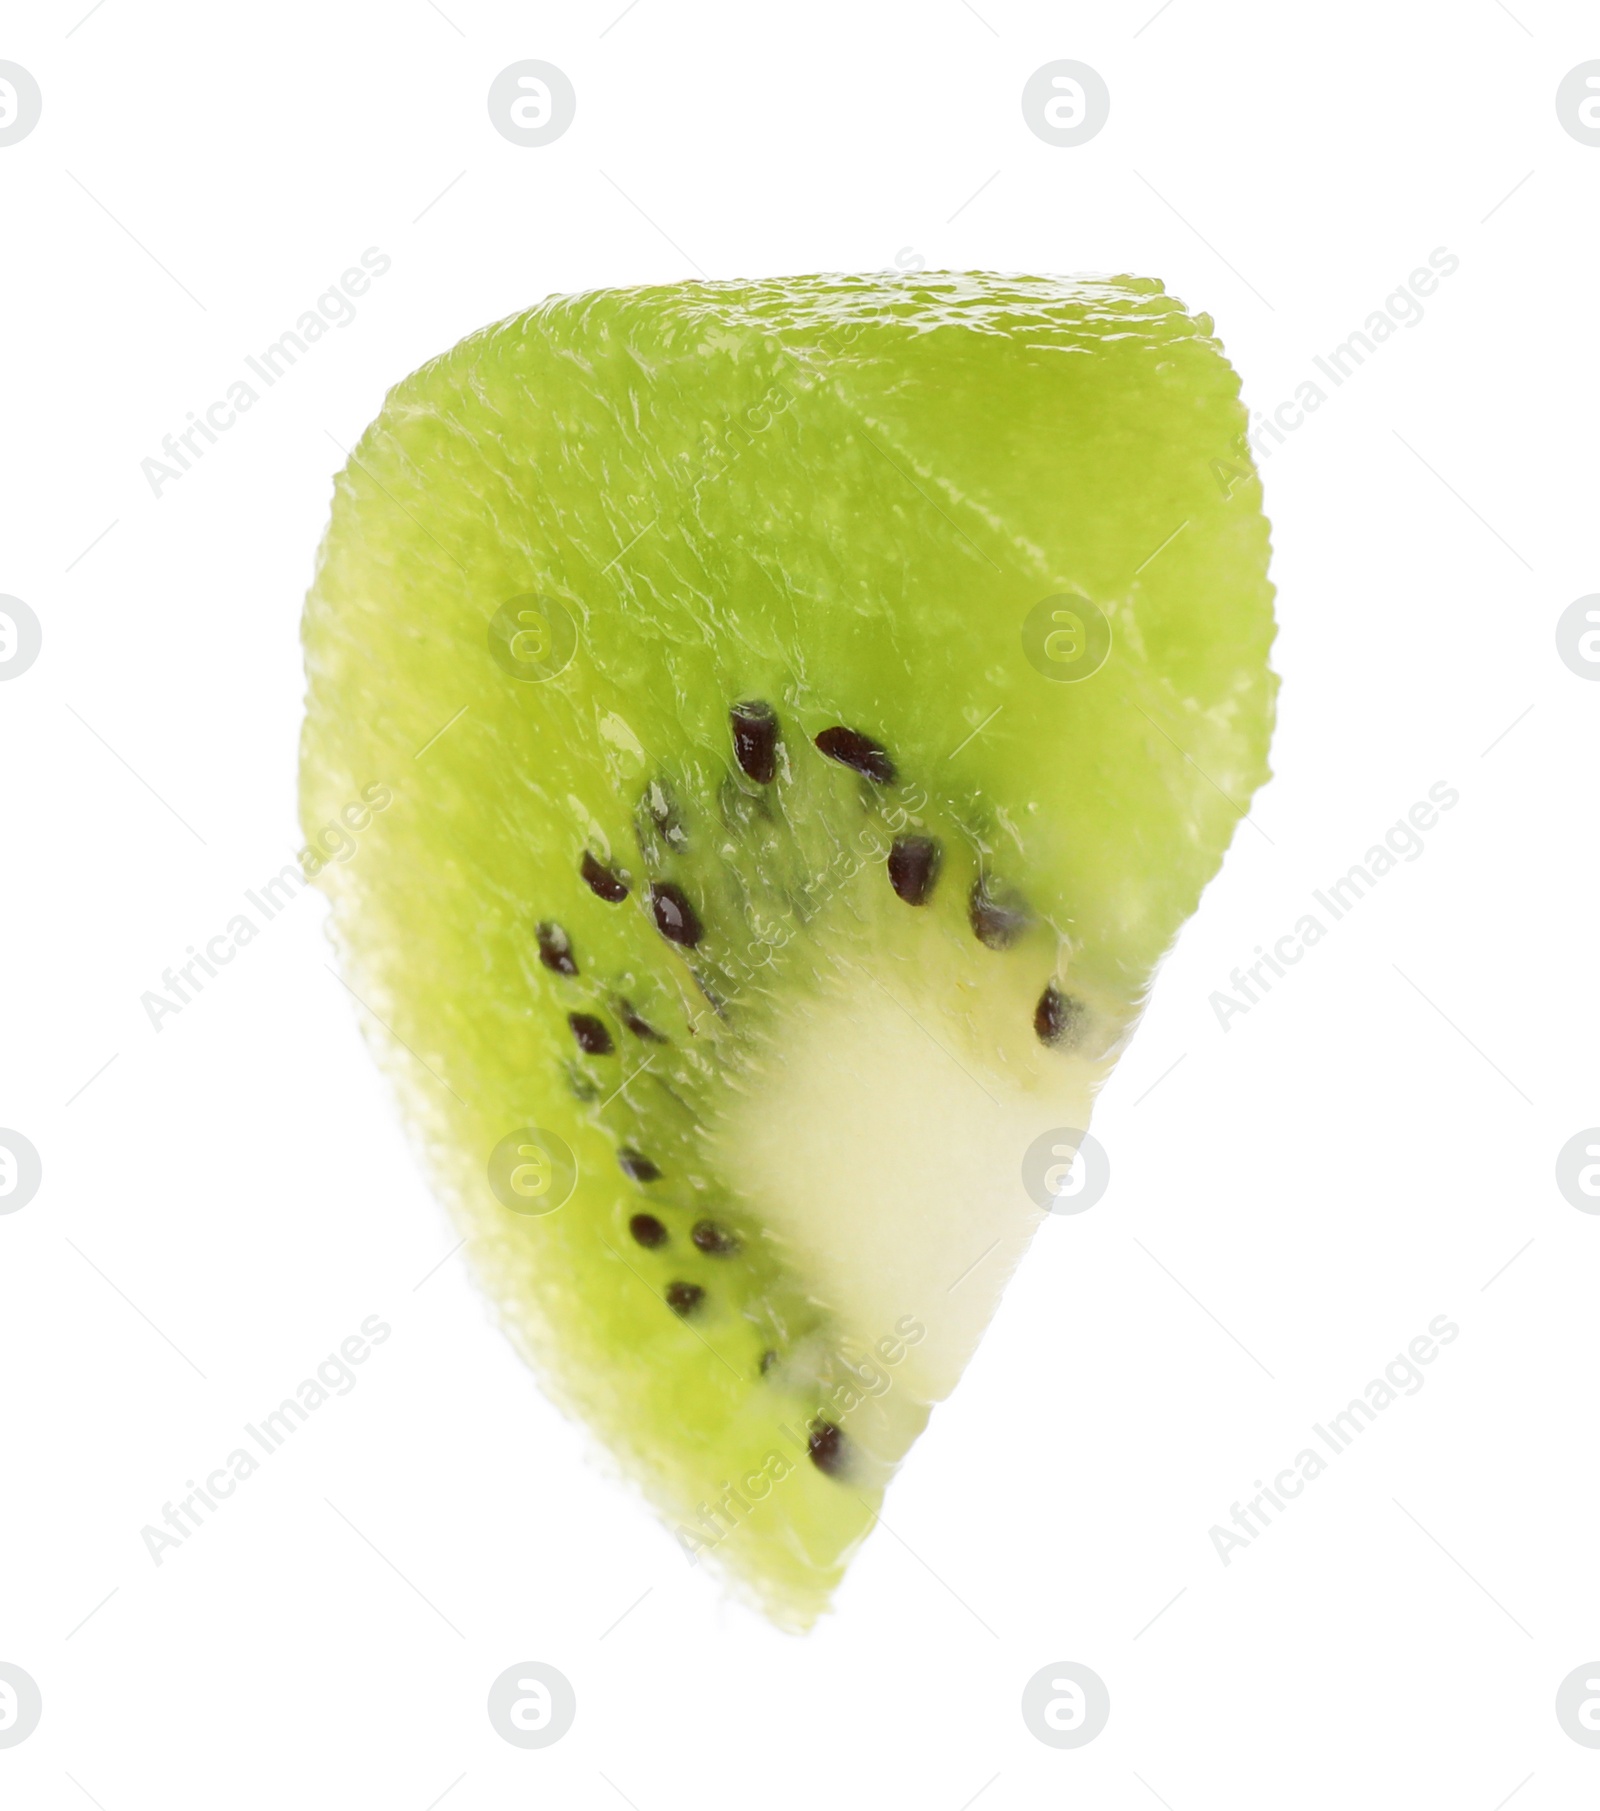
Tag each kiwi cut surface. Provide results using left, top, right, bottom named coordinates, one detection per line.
left=299, top=270, right=1276, bottom=1627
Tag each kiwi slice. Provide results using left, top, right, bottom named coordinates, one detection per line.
left=299, top=271, right=1276, bottom=1628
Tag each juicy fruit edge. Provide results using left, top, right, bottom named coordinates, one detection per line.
left=298, top=271, right=1277, bottom=1627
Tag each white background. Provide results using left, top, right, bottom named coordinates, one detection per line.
left=3, top=2, right=1597, bottom=1805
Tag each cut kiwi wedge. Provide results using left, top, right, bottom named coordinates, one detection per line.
left=299, top=271, right=1277, bottom=1628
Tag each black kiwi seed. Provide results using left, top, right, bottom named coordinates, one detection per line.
left=617, top=998, right=668, bottom=1043
left=968, top=879, right=1030, bottom=950
left=629, top=1212, right=668, bottom=1249
left=568, top=1012, right=614, bottom=1055
left=731, top=700, right=779, bottom=784
left=665, top=1280, right=705, bottom=1317
left=691, top=1219, right=739, bottom=1256
left=807, top=1419, right=847, bottom=1477
left=536, top=921, right=578, bottom=976
left=651, top=881, right=703, bottom=948
left=759, top=1348, right=778, bottom=1375
left=1034, top=983, right=1086, bottom=1049
left=618, top=1148, right=661, bottom=1182
left=887, top=834, right=942, bottom=906
left=581, top=851, right=629, bottom=902
left=814, top=725, right=896, bottom=785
